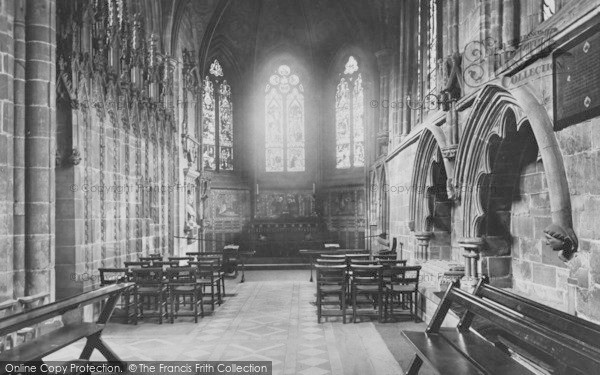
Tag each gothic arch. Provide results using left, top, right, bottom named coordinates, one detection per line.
left=409, top=125, right=453, bottom=232
left=455, top=82, right=578, bottom=259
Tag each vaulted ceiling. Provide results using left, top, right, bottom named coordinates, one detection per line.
left=192, top=0, right=393, bottom=78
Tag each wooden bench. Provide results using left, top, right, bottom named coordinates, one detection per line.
left=402, top=280, right=600, bottom=375
left=0, top=283, right=133, bottom=374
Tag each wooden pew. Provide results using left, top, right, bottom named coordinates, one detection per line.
left=467, top=281, right=600, bottom=373
left=402, top=281, right=600, bottom=375
left=0, top=283, right=133, bottom=374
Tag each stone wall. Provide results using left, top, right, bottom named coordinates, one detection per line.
left=0, top=0, right=56, bottom=301
left=53, top=0, right=180, bottom=298
left=387, top=142, right=418, bottom=260
left=374, top=0, right=600, bottom=325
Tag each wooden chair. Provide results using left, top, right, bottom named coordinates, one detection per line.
left=139, top=257, right=161, bottom=264
left=189, top=260, right=220, bottom=311
left=376, top=254, right=399, bottom=261
left=384, top=265, right=421, bottom=322
left=320, top=254, right=346, bottom=260
left=165, top=267, right=203, bottom=323
left=153, top=260, right=178, bottom=269
left=99, top=268, right=134, bottom=324
left=350, top=259, right=379, bottom=266
left=202, top=256, right=225, bottom=300
left=130, top=268, right=168, bottom=324
left=350, top=265, right=384, bottom=323
left=168, top=256, right=194, bottom=266
left=315, top=264, right=348, bottom=324
left=124, top=261, right=151, bottom=268
left=316, top=258, right=346, bottom=266
left=378, top=259, right=407, bottom=267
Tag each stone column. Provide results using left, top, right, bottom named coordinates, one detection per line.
left=458, top=237, right=484, bottom=292
left=13, top=0, right=26, bottom=298
left=375, top=48, right=392, bottom=157
left=24, top=0, right=56, bottom=297
left=1, top=0, right=16, bottom=301
left=502, top=0, right=515, bottom=48
left=415, top=231, right=433, bottom=262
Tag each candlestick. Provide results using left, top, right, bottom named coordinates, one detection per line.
left=256, top=184, right=260, bottom=195
left=312, top=183, right=315, bottom=194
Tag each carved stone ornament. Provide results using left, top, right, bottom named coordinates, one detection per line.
left=543, top=223, right=578, bottom=262
left=441, top=144, right=458, bottom=160
left=68, top=148, right=82, bottom=165
left=440, top=52, right=464, bottom=102
left=446, top=177, right=458, bottom=201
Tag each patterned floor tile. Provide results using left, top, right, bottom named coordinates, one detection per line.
left=43, top=277, right=405, bottom=374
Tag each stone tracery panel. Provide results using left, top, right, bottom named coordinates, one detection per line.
left=55, top=0, right=180, bottom=296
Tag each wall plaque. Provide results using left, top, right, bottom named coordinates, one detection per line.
left=554, top=26, right=600, bottom=130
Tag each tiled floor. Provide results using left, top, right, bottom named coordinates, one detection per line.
left=47, top=271, right=409, bottom=374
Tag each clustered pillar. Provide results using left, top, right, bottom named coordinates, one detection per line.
left=414, top=231, right=432, bottom=261
left=458, top=237, right=484, bottom=291
left=24, top=0, right=56, bottom=297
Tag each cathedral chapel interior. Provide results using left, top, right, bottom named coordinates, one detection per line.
left=1, top=0, right=600, bottom=374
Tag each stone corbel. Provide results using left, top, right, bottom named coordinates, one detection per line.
left=543, top=223, right=578, bottom=262
left=56, top=148, right=82, bottom=168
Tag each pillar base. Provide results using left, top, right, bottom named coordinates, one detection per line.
left=460, top=276, right=479, bottom=292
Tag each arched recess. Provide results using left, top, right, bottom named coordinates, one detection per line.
left=408, top=125, right=454, bottom=260
left=455, top=83, right=578, bottom=261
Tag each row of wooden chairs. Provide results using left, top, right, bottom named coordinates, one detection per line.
left=99, top=257, right=226, bottom=324
left=315, top=257, right=420, bottom=324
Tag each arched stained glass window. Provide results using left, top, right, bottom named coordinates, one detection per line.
left=265, top=65, right=305, bottom=172
left=202, top=59, right=233, bottom=171
left=336, top=56, right=364, bottom=169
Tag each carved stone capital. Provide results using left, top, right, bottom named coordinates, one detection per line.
left=441, top=144, right=458, bottom=160
left=458, top=237, right=485, bottom=252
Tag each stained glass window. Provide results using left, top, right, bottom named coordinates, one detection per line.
left=427, top=0, right=437, bottom=99
left=265, top=65, right=305, bottom=172
left=202, top=59, right=233, bottom=171
left=335, top=56, right=364, bottom=169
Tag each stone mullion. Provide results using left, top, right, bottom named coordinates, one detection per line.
left=24, top=0, right=56, bottom=297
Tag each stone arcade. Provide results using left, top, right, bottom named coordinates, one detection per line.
left=1, top=0, right=600, bottom=374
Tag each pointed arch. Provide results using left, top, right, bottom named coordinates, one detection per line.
left=454, top=82, right=577, bottom=257
left=409, top=124, right=453, bottom=233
